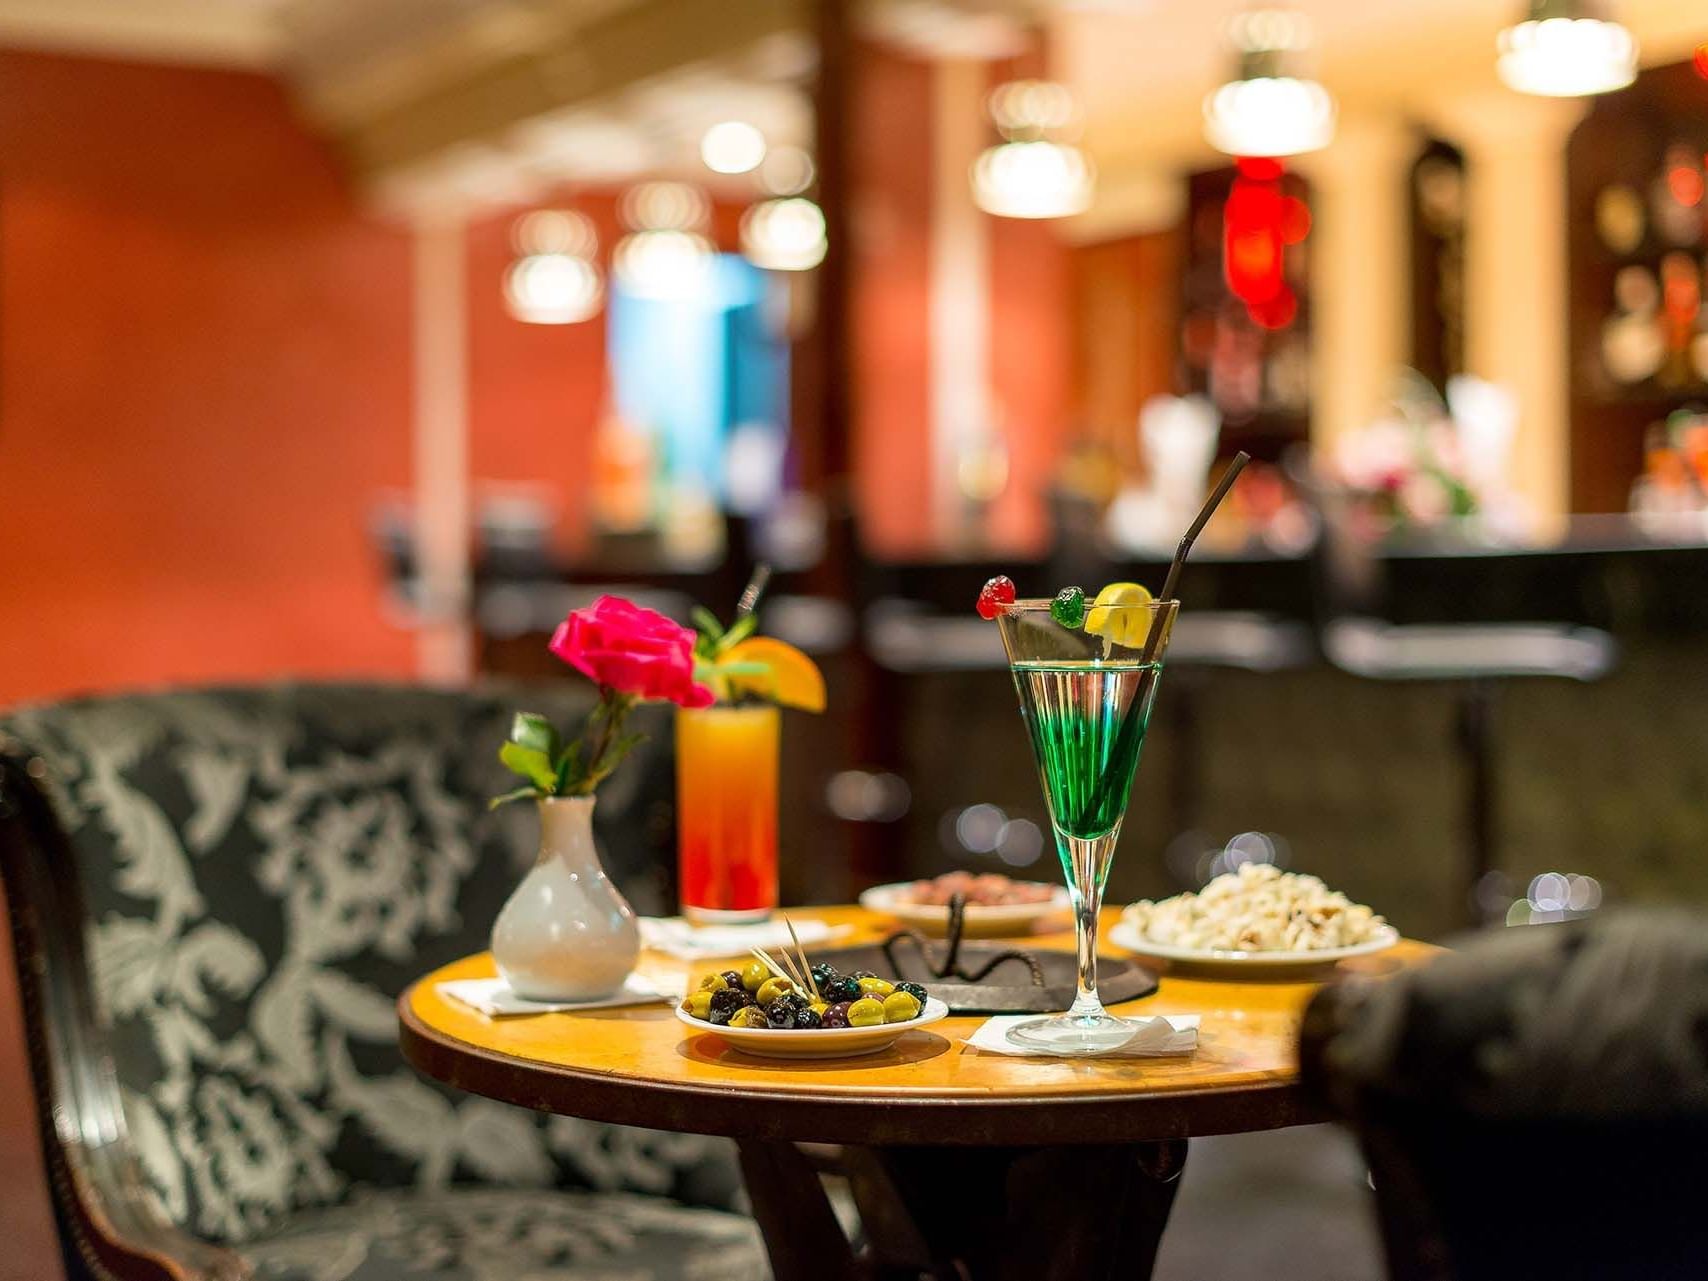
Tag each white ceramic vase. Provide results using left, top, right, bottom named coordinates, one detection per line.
left=491, top=795, right=640, bottom=1002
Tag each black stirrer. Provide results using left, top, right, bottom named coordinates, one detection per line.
left=1085, top=451, right=1251, bottom=822
left=736, top=563, right=772, bottom=619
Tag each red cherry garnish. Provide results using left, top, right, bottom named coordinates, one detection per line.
left=976, top=575, right=1017, bottom=620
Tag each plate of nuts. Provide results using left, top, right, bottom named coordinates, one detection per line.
left=675, top=953, right=948, bottom=1060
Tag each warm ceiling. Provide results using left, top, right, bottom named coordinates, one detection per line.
left=1, top=0, right=1703, bottom=211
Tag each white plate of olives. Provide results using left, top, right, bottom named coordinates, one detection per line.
left=674, top=964, right=949, bottom=1059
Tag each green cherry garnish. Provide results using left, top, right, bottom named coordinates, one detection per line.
left=1050, top=585, right=1086, bottom=629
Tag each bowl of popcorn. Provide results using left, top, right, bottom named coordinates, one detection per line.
left=1111, top=864, right=1398, bottom=967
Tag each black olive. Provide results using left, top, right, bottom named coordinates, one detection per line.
left=708, top=988, right=749, bottom=1023
left=720, top=969, right=744, bottom=990
left=821, top=976, right=860, bottom=1004
left=791, top=1006, right=823, bottom=1029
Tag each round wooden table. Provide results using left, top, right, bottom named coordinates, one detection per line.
left=400, top=906, right=1429, bottom=1281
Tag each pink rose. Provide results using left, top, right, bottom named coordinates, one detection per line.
left=548, top=595, right=714, bottom=708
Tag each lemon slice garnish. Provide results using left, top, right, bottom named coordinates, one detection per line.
left=1083, top=581, right=1155, bottom=648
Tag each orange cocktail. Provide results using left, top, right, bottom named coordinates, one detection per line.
left=676, top=705, right=780, bottom=922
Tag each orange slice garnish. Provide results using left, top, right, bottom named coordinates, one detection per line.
left=721, top=637, right=827, bottom=712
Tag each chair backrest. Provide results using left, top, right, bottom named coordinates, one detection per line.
left=1300, top=912, right=1708, bottom=1281
left=0, top=682, right=733, bottom=1248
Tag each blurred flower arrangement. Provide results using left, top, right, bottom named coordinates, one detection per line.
left=1630, top=407, right=1708, bottom=538
left=1329, top=371, right=1519, bottom=538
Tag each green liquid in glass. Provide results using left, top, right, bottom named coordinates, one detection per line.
left=1011, top=661, right=1162, bottom=842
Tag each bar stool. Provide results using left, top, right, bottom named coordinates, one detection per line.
left=1309, top=484, right=1616, bottom=925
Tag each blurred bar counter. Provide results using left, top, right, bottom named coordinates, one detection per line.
left=435, top=514, right=1708, bottom=943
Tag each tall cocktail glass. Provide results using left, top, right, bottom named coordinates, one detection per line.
left=676, top=704, right=780, bottom=923
left=995, top=599, right=1178, bottom=1054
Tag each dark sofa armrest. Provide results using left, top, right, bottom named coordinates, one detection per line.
left=0, top=754, right=248, bottom=1281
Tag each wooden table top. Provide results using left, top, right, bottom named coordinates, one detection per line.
left=399, top=905, right=1433, bottom=1147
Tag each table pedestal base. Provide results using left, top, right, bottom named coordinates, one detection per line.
left=739, top=1139, right=1187, bottom=1281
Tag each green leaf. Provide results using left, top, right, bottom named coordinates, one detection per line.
left=554, top=740, right=584, bottom=792
left=719, top=614, right=758, bottom=650
left=710, top=661, right=768, bottom=677
left=498, top=741, right=558, bottom=793
left=585, top=730, right=647, bottom=788
left=690, top=607, right=725, bottom=641
left=510, top=712, right=559, bottom=758
left=488, top=786, right=539, bottom=811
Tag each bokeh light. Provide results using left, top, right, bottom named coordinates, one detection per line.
left=1496, top=16, right=1637, bottom=97
left=503, top=253, right=602, bottom=324
left=740, top=197, right=827, bottom=271
left=825, top=770, right=911, bottom=823
left=700, top=121, right=767, bottom=175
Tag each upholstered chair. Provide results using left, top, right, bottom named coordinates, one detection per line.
left=0, top=683, right=766, bottom=1281
left=1300, top=911, right=1708, bottom=1281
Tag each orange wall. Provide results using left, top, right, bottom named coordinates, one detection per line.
left=0, top=43, right=1079, bottom=705
left=988, top=208, right=1072, bottom=551
left=465, top=195, right=623, bottom=556
left=851, top=43, right=936, bottom=558
left=463, top=192, right=746, bottom=557
left=849, top=42, right=1073, bottom=558
left=0, top=50, right=415, bottom=706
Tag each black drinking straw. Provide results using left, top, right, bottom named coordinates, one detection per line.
left=1088, top=452, right=1251, bottom=820
left=736, top=563, right=772, bottom=619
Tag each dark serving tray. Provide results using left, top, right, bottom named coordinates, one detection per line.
left=811, top=940, right=1158, bottom=1014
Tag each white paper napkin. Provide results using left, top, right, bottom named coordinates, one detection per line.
left=964, top=1014, right=1200, bottom=1057
left=638, top=917, right=853, bottom=961
left=439, top=974, right=672, bottom=1017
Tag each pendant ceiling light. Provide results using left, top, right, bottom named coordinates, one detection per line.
left=1202, top=8, right=1336, bottom=159
left=504, top=209, right=603, bottom=325
left=1497, top=0, right=1637, bottom=97
left=971, top=79, right=1095, bottom=220
left=741, top=197, right=827, bottom=271
left=614, top=182, right=714, bottom=300
left=741, top=143, right=827, bottom=273
left=700, top=121, right=767, bottom=175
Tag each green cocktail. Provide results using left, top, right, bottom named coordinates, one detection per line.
left=996, top=604, right=1177, bottom=1055
left=1012, top=662, right=1161, bottom=843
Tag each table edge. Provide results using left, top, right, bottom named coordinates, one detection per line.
left=397, top=980, right=1328, bottom=1146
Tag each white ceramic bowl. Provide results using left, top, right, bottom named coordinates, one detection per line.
left=859, top=882, right=1070, bottom=938
left=675, top=996, right=951, bottom=1059
left=1108, top=920, right=1401, bottom=969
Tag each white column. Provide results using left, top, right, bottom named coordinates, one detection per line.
left=929, top=58, right=992, bottom=543
left=1427, top=93, right=1587, bottom=533
left=1299, top=115, right=1419, bottom=455
left=410, top=217, right=473, bottom=683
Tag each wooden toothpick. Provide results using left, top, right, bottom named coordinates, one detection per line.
left=782, top=914, right=816, bottom=999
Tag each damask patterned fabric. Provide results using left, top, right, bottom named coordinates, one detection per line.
left=0, top=683, right=746, bottom=1253
left=241, top=1187, right=765, bottom=1281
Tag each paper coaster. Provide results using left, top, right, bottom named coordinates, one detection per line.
left=964, top=1013, right=1199, bottom=1057
left=439, top=973, right=672, bottom=1017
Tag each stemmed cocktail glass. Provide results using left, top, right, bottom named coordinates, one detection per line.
left=994, top=597, right=1178, bottom=1055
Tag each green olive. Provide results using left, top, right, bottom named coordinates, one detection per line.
left=741, top=961, right=771, bottom=992
left=728, top=1006, right=768, bottom=1028
left=856, top=976, right=895, bottom=998
left=682, top=991, right=713, bottom=1019
left=697, top=973, right=727, bottom=992
left=756, top=976, right=796, bottom=1006
left=847, top=997, right=886, bottom=1028
left=809, top=1001, right=829, bottom=1017
left=882, top=991, right=922, bottom=1023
